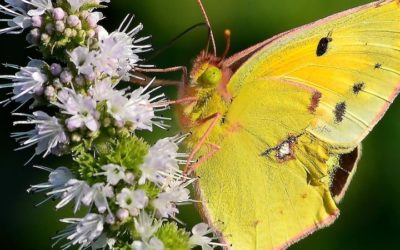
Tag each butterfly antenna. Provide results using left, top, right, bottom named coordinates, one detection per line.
left=196, top=0, right=217, bottom=56
left=146, top=22, right=207, bottom=61
left=219, top=29, right=231, bottom=64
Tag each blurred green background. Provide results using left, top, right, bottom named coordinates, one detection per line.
left=0, top=0, right=399, bottom=249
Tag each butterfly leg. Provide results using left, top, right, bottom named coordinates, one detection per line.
left=186, top=142, right=221, bottom=175
left=159, top=96, right=198, bottom=106
left=131, top=66, right=189, bottom=86
left=130, top=73, right=183, bottom=86
left=184, top=112, right=222, bottom=174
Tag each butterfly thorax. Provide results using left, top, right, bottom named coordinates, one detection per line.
left=177, top=52, right=233, bottom=147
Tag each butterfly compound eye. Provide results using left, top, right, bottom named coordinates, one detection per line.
left=199, top=65, right=222, bottom=88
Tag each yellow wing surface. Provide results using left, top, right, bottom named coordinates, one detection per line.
left=194, top=1, right=400, bottom=249
left=196, top=80, right=340, bottom=250
left=228, top=0, right=400, bottom=148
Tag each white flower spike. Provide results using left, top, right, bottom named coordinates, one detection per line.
left=140, top=135, right=187, bottom=186
left=82, top=183, right=114, bottom=214
left=134, top=211, right=163, bottom=242
left=26, top=0, right=53, bottom=16
left=54, top=88, right=100, bottom=132
left=105, top=79, right=170, bottom=131
left=89, top=78, right=123, bottom=102
left=116, top=188, right=148, bottom=216
left=52, top=179, right=91, bottom=213
left=0, top=1, right=219, bottom=249
left=0, top=60, right=48, bottom=105
left=53, top=213, right=104, bottom=250
left=98, top=164, right=126, bottom=186
left=153, top=186, right=190, bottom=218
left=189, top=223, right=215, bottom=250
left=12, top=111, right=68, bottom=158
left=189, top=223, right=227, bottom=250
left=96, top=14, right=152, bottom=80
left=0, top=1, right=31, bottom=34
left=28, top=166, right=74, bottom=206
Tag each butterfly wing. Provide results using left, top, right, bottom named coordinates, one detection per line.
left=196, top=79, right=341, bottom=250
left=194, top=1, right=400, bottom=249
left=226, top=0, right=400, bottom=149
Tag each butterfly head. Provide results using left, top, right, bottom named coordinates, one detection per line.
left=190, top=29, right=232, bottom=90
left=190, top=51, right=223, bottom=88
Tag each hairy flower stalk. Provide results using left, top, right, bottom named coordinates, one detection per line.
left=0, top=1, right=222, bottom=249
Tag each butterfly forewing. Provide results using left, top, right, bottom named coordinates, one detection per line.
left=227, top=0, right=400, bottom=148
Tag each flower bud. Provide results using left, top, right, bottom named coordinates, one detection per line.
left=70, top=29, right=78, bottom=37
left=64, top=27, right=73, bottom=37
left=116, top=209, right=129, bottom=221
left=80, top=10, right=89, bottom=19
left=102, top=117, right=111, bottom=128
left=52, top=7, right=65, bottom=20
left=41, top=33, right=50, bottom=44
left=106, top=127, right=116, bottom=135
left=44, top=86, right=55, bottom=99
left=31, top=15, right=43, bottom=28
left=67, top=15, right=81, bottom=27
left=53, top=78, right=63, bottom=89
left=30, top=28, right=41, bottom=40
left=55, top=20, right=65, bottom=33
left=70, top=133, right=81, bottom=142
left=60, top=70, right=72, bottom=83
left=87, top=29, right=95, bottom=38
left=86, top=14, right=98, bottom=28
left=45, top=23, right=54, bottom=35
left=50, top=63, right=62, bottom=76
left=26, top=28, right=41, bottom=44
left=77, top=30, right=86, bottom=40
left=114, top=120, right=125, bottom=128
left=105, top=214, right=115, bottom=225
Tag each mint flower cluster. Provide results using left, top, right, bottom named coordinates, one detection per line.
left=0, top=1, right=221, bottom=249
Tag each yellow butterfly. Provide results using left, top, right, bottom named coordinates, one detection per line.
left=172, top=0, right=400, bottom=249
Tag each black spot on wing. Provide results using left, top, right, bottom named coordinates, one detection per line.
left=334, top=102, right=346, bottom=123
left=316, top=35, right=332, bottom=56
left=374, top=63, right=382, bottom=69
left=352, top=82, right=365, bottom=95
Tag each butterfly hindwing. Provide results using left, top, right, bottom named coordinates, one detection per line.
left=196, top=79, right=339, bottom=250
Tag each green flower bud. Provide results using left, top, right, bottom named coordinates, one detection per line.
left=155, top=223, right=190, bottom=250
left=41, top=33, right=51, bottom=44
left=103, top=117, right=112, bottom=128
left=71, top=133, right=82, bottom=142
left=64, top=27, right=73, bottom=37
